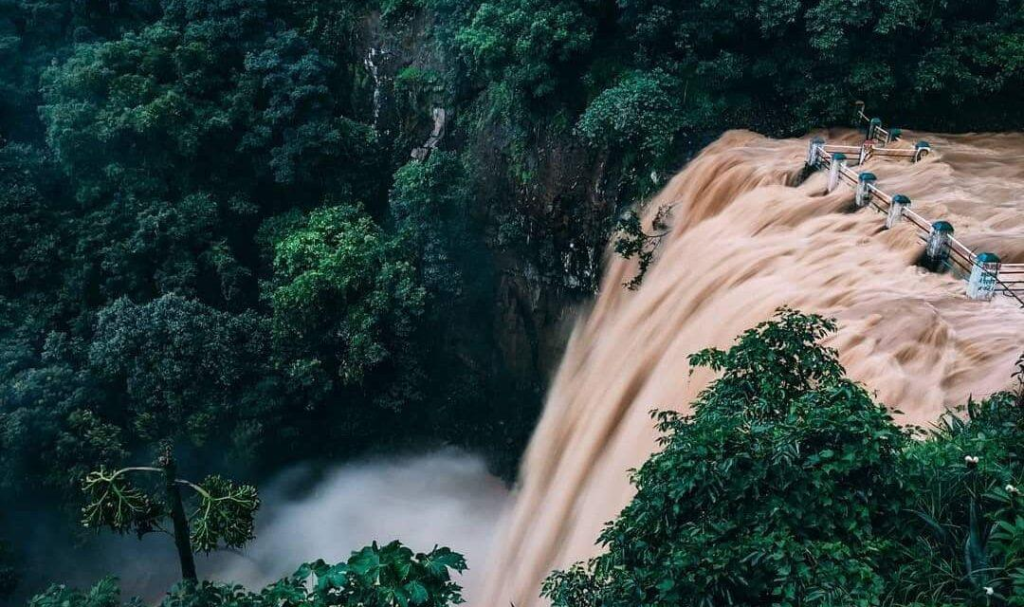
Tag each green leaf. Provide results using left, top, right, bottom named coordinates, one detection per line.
left=349, top=546, right=382, bottom=576
left=405, top=580, right=430, bottom=604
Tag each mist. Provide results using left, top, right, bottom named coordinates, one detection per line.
left=15, top=450, right=509, bottom=604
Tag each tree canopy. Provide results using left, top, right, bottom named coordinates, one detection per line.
left=543, top=311, right=1024, bottom=607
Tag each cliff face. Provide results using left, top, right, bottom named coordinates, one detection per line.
left=354, top=9, right=625, bottom=393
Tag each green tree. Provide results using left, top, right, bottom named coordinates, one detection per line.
left=543, top=309, right=908, bottom=607
left=81, top=448, right=259, bottom=582
left=87, top=295, right=276, bottom=453
left=450, top=0, right=596, bottom=99
left=0, top=335, right=124, bottom=496
left=575, top=70, right=688, bottom=195
left=268, top=204, right=425, bottom=397
left=37, top=0, right=379, bottom=306
left=0, top=0, right=161, bottom=141
left=0, top=144, right=65, bottom=298
left=391, top=152, right=474, bottom=300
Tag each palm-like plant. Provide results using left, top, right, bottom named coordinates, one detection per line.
left=81, top=447, right=259, bottom=581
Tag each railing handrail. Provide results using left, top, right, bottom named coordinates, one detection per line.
left=811, top=135, right=1021, bottom=305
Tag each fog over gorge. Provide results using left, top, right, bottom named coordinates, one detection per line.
left=18, top=452, right=509, bottom=604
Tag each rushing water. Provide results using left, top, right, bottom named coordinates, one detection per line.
left=481, top=129, right=1024, bottom=607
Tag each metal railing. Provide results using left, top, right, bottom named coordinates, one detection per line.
left=809, top=135, right=1024, bottom=306
left=855, top=101, right=896, bottom=145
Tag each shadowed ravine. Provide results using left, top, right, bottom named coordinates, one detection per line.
left=480, top=129, right=1024, bottom=607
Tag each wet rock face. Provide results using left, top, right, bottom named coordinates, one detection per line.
left=471, top=137, right=617, bottom=386
left=354, top=9, right=624, bottom=390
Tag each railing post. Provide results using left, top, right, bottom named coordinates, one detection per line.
left=868, top=118, right=882, bottom=139
left=827, top=152, right=847, bottom=192
left=855, top=172, right=876, bottom=207
left=806, top=137, right=824, bottom=167
left=967, top=253, right=1002, bottom=300
left=889, top=128, right=901, bottom=143
left=914, top=141, right=931, bottom=162
left=858, top=139, right=875, bottom=165
left=924, top=221, right=954, bottom=272
left=886, top=194, right=911, bottom=228
left=854, top=101, right=865, bottom=126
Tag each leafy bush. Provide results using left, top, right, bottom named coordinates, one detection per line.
left=29, top=541, right=466, bottom=607
left=28, top=577, right=138, bottom=607
left=544, top=309, right=908, bottom=607
left=611, top=206, right=670, bottom=290
left=451, top=0, right=595, bottom=98
left=894, top=377, right=1024, bottom=606
left=268, top=204, right=424, bottom=393
left=575, top=70, right=687, bottom=194
left=544, top=311, right=1024, bottom=607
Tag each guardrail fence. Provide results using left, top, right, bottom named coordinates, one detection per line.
left=805, top=104, right=1024, bottom=306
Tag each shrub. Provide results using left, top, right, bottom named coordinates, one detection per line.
left=29, top=541, right=466, bottom=607
left=543, top=313, right=1024, bottom=607
left=895, top=381, right=1024, bottom=606
left=544, top=309, right=908, bottom=607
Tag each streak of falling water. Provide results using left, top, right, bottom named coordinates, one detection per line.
left=481, top=129, right=1024, bottom=607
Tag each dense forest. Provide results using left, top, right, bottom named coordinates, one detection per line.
left=1, top=0, right=1022, bottom=602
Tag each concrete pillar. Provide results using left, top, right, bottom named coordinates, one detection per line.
left=886, top=194, right=910, bottom=229
left=854, top=100, right=865, bottom=126
left=914, top=141, right=931, bottom=163
left=924, top=221, right=954, bottom=272
left=868, top=117, right=882, bottom=139
left=859, top=139, right=875, bottom=165
left=855, top=172, right=876, bottom=207
left=827, top=153, right=847, bottom=192
left=806, top=137, right=824, bottom=167
left=967, top=253, right=1002, bottom=300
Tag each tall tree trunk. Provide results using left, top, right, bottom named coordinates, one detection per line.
left=161, top=453, right=198, bottom=582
